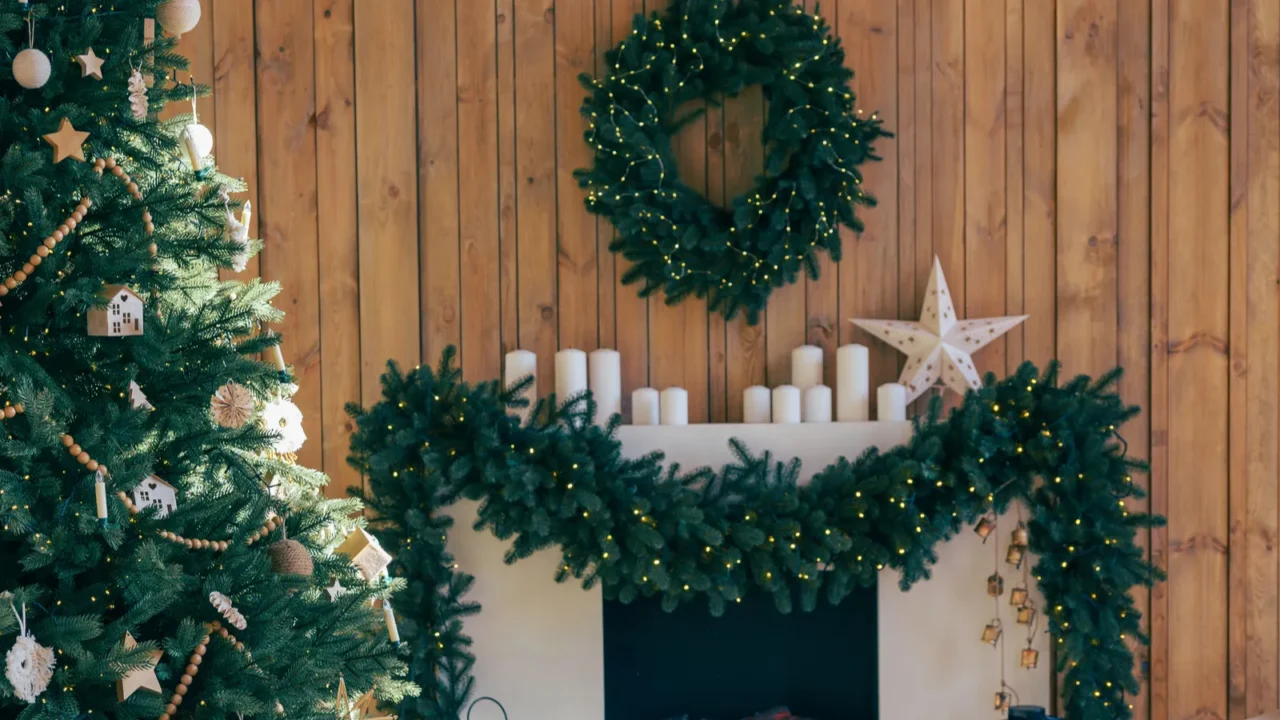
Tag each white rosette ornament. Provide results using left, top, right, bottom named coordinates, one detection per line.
left=2, top=594, right=55, bottom=703
left=262, top=397, right=306, bottom=455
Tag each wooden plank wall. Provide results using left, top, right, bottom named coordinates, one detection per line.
left=172, top=1, right=1280, bottom=718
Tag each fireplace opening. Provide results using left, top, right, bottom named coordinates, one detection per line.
left=602, top=582, right=878, bottom=720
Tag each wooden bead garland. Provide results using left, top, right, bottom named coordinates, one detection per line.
left=92, top=156, right=158, bottom=256
left=118, top=490, right=279, bottom=552
left=60, top=433, right=105, bottom=475
left=155, top=620, right=247, bottom=720
left=0, top=403, right=25, bottom=419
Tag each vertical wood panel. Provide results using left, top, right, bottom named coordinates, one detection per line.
left=1166, top=4, right=1230, bottom=720
left=896, top=0, right=917, bottom=342
left=927, top=0, right=963, bottom=411
left=458, top=0, right=504, bottom=381
left=1004, top=0, right=1024, bottom=373
left=419, top=0, right=462, bottom=363
left=1230, top=2, right=1251, bottom=716
left=706, top=30, right=728, bottom=423
left=1023, top=0, right=1056, bottom=368
left=212, top=1, right=260, bottom=282
left=596, top=0, right=618, bottom=356
left=314, top=0, right=362, bottom=497
left=355, top=0, right=420, bottom=400
left=804, top=0, right=840, bottom=397
left=256, top=0, right=323, bottom=470
left=724, top=84, right=767, bottom=422
left=516, top=0, right=559, bottom=395
left=499, top=0, right=520, bottom=359
left=908, top=0, right=932, bottom=326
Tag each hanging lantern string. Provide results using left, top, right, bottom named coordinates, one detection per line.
left=995, top=517, right=1007, bottom=704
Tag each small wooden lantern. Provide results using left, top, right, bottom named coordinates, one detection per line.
left=1020, top=647, right=1040, bottom=669
left=987, top=572, right=1004, bottom=597
left=982, top=619, right=1002, bottom=646
left=974, top=515, right=997, bottom=542
left=994, top=691, right=1011, bottom=711
left=1017, top=604, right=1037, bottom=626
left=1010, top=522, right=1029, bottom=547
left=1010, top=585, right=1029, bottom=606
left=1006, top=543, right=1025, bottom=568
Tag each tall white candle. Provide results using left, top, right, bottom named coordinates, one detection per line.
left=383, top=600, right=401, bottom=643
left=791, top=345, right=824, bottom=390
left=743, top=385, right=772, bottom=423
left=877, top=383, right=908, bottom=422
left=504, top=350, right=537, bottom=422
left=588, top=349, right=622, bottom=425
left=772, top=385, right=802, bottom=424
left=660, top=387, right=689, bottom=425
left=271, top=343, right=287, bottom=373
left=94, top=472, right=108, bottom=521
left=632, top=388, right=660, bottom=425
left=803, top=385, right=833, bottom=423
left=837, top=344, right=870, bottom=421
left=555, top=349, right=588, bottom=403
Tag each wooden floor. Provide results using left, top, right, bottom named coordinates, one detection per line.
left=175, top=1, right=1278, bottom=717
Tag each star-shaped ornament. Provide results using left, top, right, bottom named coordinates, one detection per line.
left=116, top=632, right=163, bottom=702
left=42, top=118, right=89, bottom=164
left=75, top=47, right=105, bottom=79
left=852, top=257, right=1027, bottom=404
left=325, top=578, right=347, bottom=602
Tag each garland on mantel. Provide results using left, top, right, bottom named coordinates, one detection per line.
left=348, top=348, right=1163, bottom=720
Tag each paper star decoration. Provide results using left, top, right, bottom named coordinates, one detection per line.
left=115, top=632, right=163, bottom=702
left=325, top=578, right=347, bottom=601
left=42, top=118, right=89, bottom=164
left=75, top=47, right=105, bottom=79
left=852, top=257, right=1027, bottom=404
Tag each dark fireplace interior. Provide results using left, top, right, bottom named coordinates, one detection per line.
left=603, top=583, right=878, bottom=720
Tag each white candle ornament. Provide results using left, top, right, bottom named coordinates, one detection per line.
left=660, top=387, right=689, bottom=426
left=588, top=349, right=622, bottom=426
left=743, top=385, right=772, bottom=424
left=802, top=385, right=833, bottom=423
left=383, top=600, right=401, bottom=643
left=791, top=345, right=824, bottom=390
left=877, top=383, right=908, bottom=422
left=836, top=344, right=870, bottom=422
left=94, top=471, right=108, bottom=521
left=504, top=350, right=537, bottom=422
left=632, top=388, right=660, bottom=425
left=555, top=349, right=588, bottom=403
left=772, top=385, right=802, bottom=424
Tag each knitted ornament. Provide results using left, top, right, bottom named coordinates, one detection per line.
left=268, top=524, right=313, bottom=577
left=3, top=597, right=54, bottom=703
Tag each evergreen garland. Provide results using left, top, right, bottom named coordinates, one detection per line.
left=350, top=350, right=1164, bottom=720
left=575, top=0, right=890, bottom=324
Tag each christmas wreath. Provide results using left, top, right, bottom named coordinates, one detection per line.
left=575, top=0, right=891, bottom=324
left=349, top=350, right=1164, bottom=720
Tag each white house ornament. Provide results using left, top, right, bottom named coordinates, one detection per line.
left=75, top=47, right=105, bottom=79
left=261, top=397, right=306, bottom=454
left=335, top=528, right=393, bottom=583
left=128, top=380, right=154, bottom=411
left=12, top=47, right=50, bottom=89
left=211, top=381, right=254, bottom=428
left=130, top=474, right=177, bottom=518
left=3, top=599, right=54, bottom=703
left=115, top=632, right=162, bottom=702
left=87, top=285, right=145, bottom=336
left=852, top=257, right=1027, bottom=404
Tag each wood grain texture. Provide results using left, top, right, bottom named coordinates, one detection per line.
left=803, top=0, right=840, bottom=397
left=723, top=84, right=766, bottom=422
left=1230, top=1, right=1250, bottom=715
left=1023, top=0, right=1056, bottom=369
left=1004, top=0, right=1024, bottom=373
left=212, top=0, right=260, bottom=282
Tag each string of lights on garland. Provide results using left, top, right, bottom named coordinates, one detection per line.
left=575, top=0, right=890, bottom=324
left=348, top=348, right=1164, bottom=720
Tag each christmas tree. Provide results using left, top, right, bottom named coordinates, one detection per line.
left=0, top=2, right=409, bottom=718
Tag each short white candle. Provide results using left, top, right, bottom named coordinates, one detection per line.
left=791, top=345, right=824, bottom=390
left=555, top=349, right=588, bottom=403
left=660, top=387, right=689, bottom=425
left=877, top=383, right=908, bottom=421
left=504, top=350, right=537, bottom=423
left=772, top=385, right=802, bottom=424
left=802, top=385, right=833, bottom=423
left=588, top=349, right=622, bottom=426
left=743, top=385, right=772, bottom=423
left=383, top=601, right=401, bottom=643
left=632, top=388, right=660, bottom=425
left=94, top=473, right=108, bottom=520
left=837, top=344, right=870, bottom=421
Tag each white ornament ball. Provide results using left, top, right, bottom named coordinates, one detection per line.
left=180, top=122, right=214, bottom=171
left=12, top=48, right=51, bottom=90
left=157, top=0, right=202, bottom=37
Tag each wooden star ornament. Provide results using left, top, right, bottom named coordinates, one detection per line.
left=75, top=47, right=105, bottom=79
left=336, top=676, right=396, bottom=720
left=116, top=632, right=163, bottom=702
left=42, top=118, right=89, bottom=164
left=852, top=256, right=1027, bottom=404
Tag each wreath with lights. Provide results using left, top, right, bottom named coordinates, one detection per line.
left=349, top=349, right=1164, bottom=720
left=575, top=0, right=891, bottom=324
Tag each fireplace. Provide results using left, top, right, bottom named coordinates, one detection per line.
left=602, top=583, right=878, bottom=720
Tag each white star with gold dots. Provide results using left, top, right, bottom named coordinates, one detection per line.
left=852, top=256, right=1027, bottom=404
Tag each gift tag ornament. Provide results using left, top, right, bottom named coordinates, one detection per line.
left=4, top=597, right=55, bottom=703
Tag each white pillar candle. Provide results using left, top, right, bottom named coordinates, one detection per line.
left=588, top=349, right=622, bottom=426
left=743, top=385, right=772, bottom=423
left=802, top=385, right=833, bottom=423
left=94, top=471, right=108, bottom=521
left=504, top=350, right=537, bottom=422
left=632, top=388, right=660, bottom=425
left=772, top=385, right=802, bottom=424
left=837, top=344, right=870, bottom=421
left=660, top=387, right=689, bottom=425
left=383, top=600, right=401, bottom=643
left=877, top=382, right=908, bottom=422
left=555, top=349, right=588, bottom=403
left=791, top=344, right=824, bottom=390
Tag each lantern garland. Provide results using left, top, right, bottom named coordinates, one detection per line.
left=349, top=348, right=1164, bottom=720
left=575, top=0, right=890, bottom=324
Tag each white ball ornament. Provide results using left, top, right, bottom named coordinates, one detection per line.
left=179, top=122, right=213, bottom=172
left=157, top=0, right=202, bottom=37
left=12, top=48, right=51, bottom=89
